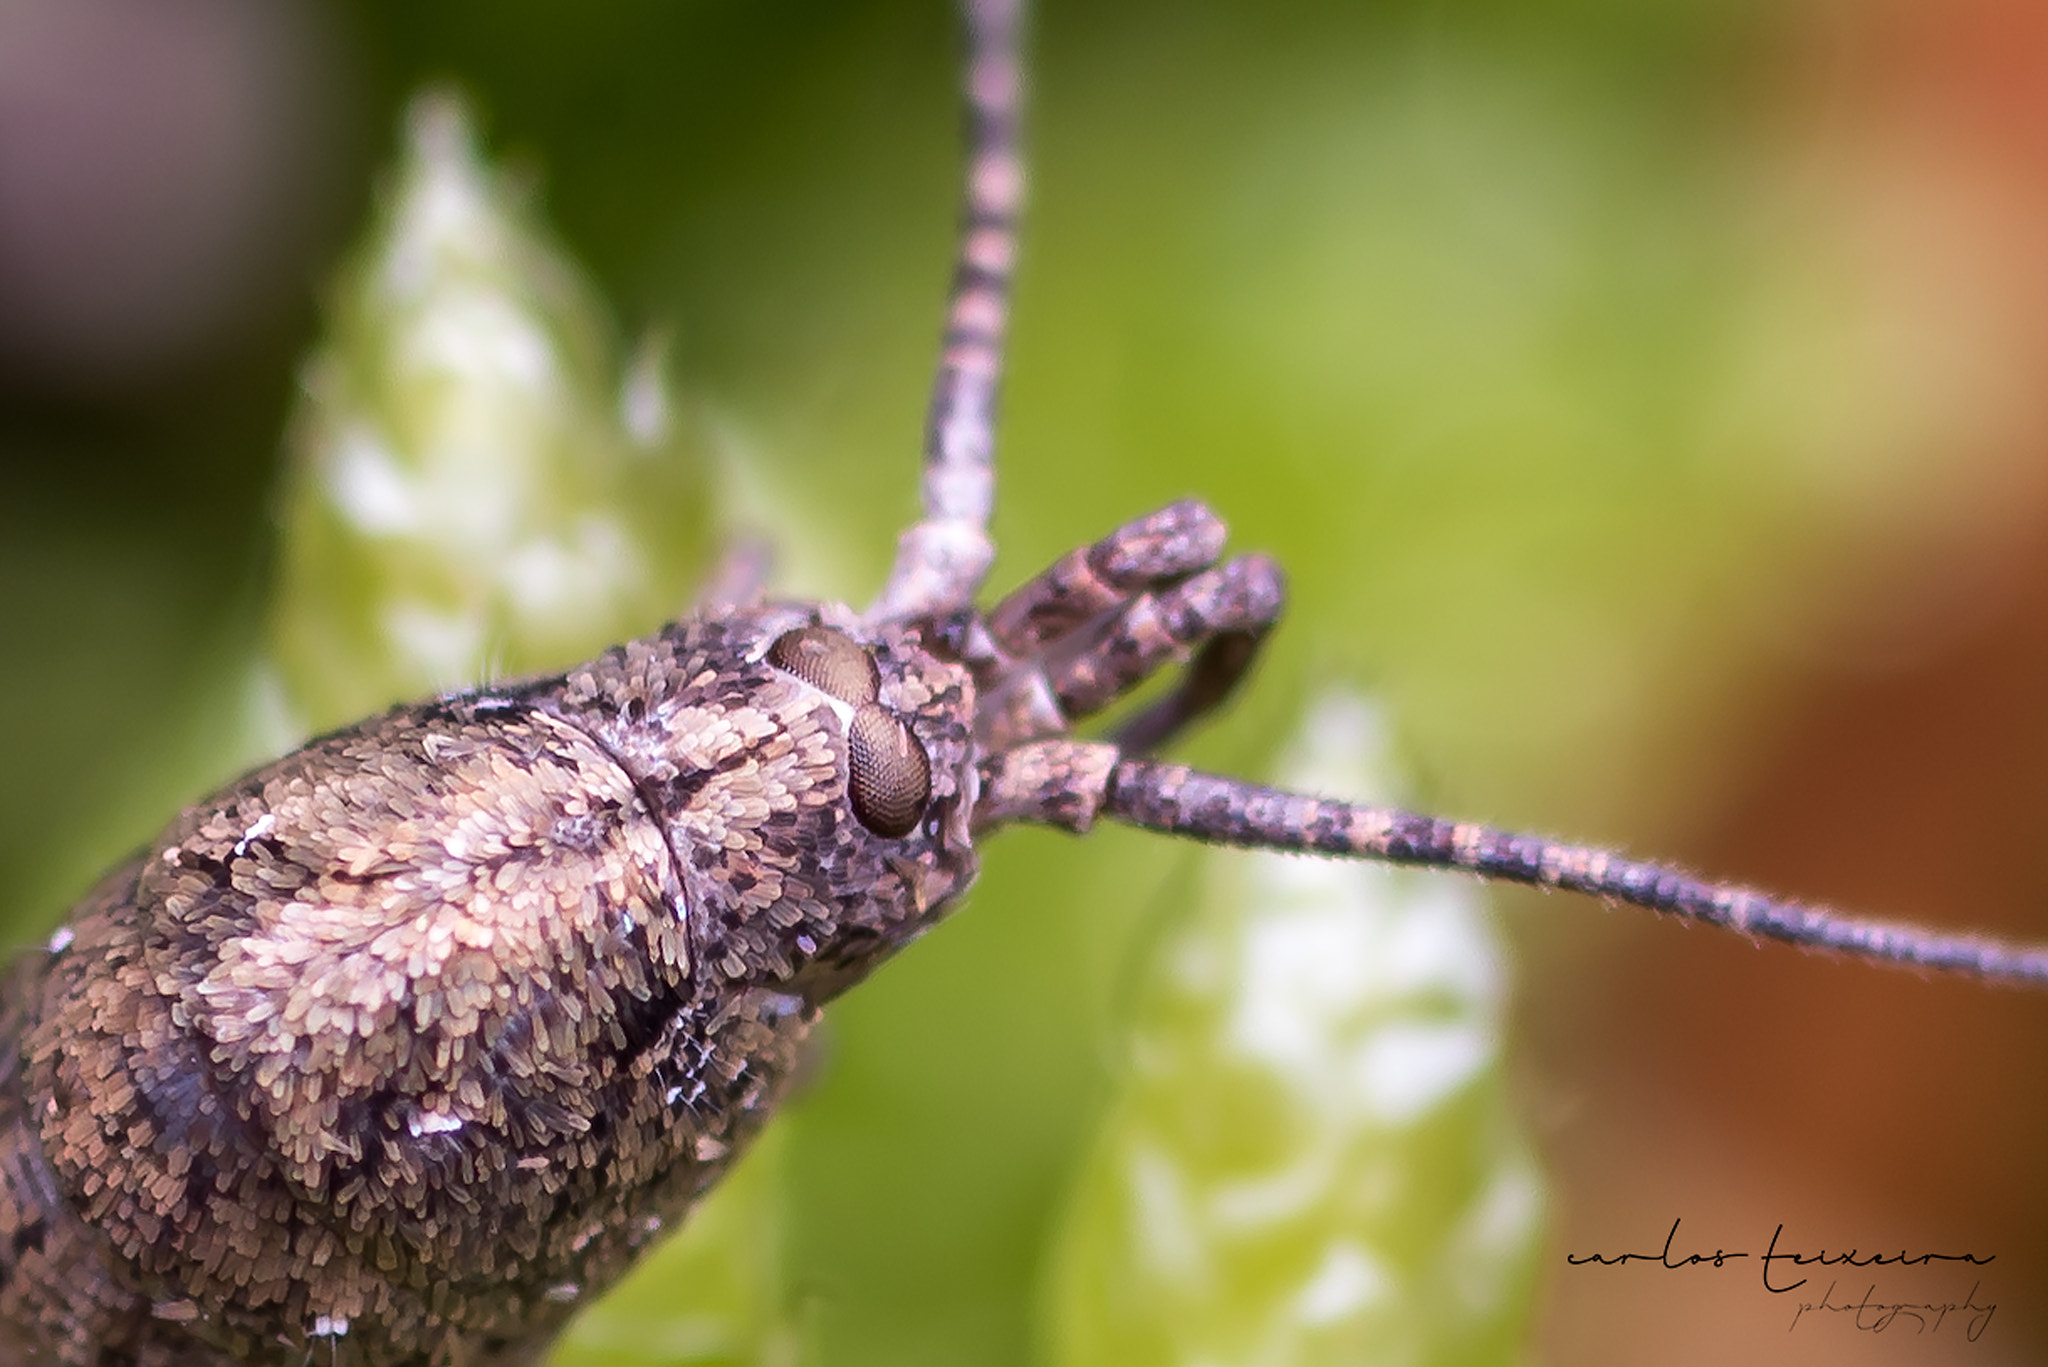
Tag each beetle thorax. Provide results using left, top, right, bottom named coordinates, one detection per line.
left=542, top=601, right=982, bottom=1006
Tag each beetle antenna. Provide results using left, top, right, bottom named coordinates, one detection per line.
left=976, top=740, right=2048, bottom=985
left=871, top=0, right=1026, bottom=624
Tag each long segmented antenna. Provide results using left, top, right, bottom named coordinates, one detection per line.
left=973, top=740, right=2048, bottom=985
left=870, top=0, right=1025, bottom=623
left=1111, top=760, right=2048, bottom=983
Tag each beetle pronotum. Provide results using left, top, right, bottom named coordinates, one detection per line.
left=4, top=0, right=2048, bottom=1360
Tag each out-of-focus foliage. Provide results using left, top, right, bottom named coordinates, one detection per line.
left=267, top=93, right=710, bottom=738
left=1047, top=692, right=1542, bottom=1366
left=0, top=1, right=2016, bottom=1364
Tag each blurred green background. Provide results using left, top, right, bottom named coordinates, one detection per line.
left=4, top=0, right=2048, bottom=1362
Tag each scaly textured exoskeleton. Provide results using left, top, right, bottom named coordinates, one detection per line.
left=0, top=606, right=978, bottom=1364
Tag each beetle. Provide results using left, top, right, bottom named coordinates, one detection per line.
left=4, top=0, right=2048, bottom=1360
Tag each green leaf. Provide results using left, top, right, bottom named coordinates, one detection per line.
left=267, top=91, right=711, bottom=737
left=1046, top=693, right=1543, bottom=1366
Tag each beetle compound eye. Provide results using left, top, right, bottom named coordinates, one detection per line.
left=768, top=627, right=881, bottom=704
left=847, top=705, right=932, bottom=838
left=770, top=628, right=929, bottom=836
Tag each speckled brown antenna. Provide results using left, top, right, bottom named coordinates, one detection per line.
left=870, top=0, right=1024, bottom=623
